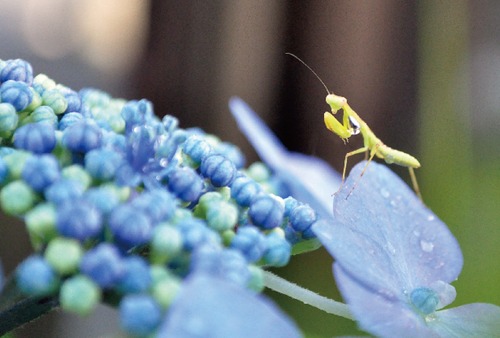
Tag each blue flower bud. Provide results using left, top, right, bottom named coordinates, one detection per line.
left=0, top=102, right=18, bottom=133
left=249, top=195, right=284, bottom=229
left=33, top=73, right=56, bottom=92
left=182, top=135, right=212, bottom=167
left=177, top=219, right=220, bottom=251
left=83, top=186, right=120, bottom=214
left=44, top=237, right=83, bottom=275
left=0, top=59, right=33, bottom=84
left=283, top=197, right=300, bottom=217
left=62, top=120, right=102, bottom=153
left=262, top=231, right=291, bottom=267
left=61, top=164, right=92, bottom=190
left=129, top=189, right=176, bottom=223
left=109, top=204, right=153, bottom=249
left=289, top=204, right=317, bottom=232
left=200, top=154, right=237, bottom=187
left=59, top=87, right=81, bottom=113
left=117, top=256, right=152, bottom=294
left=204, top=199, right=238, bottom=231
left=215, top=142, right=245, bottom=169
left=45, top=179, right=85, bottom=205
left=80, top=243, right=124, bottom=288
left=29, top=105, right=57, bottom=127
left=0, top=180, right=37, bottom=215
left=58, top=112, right=83, bottom=130
left=42, top=88, right=68, bottom=115
left=84, top=148, right=124, bottom=181
left=301, top=223, right=317, bottom=240
left=25, top=87, right=42, bottom=111
left=79, top=88, right=111, bottom=108
left=191, top=246, right=251, bottom=287
left=101, top=130, right=126, bottom=152
left=2, top=149, right=30, bottom=179
left=13, top=122, right=56, bottom=154
left=230, top=226, right=267, bottom=263
left=22, top=154, right=61, bottom=192
left=121, top=99, right=153, bottom=133
left=167, top=167, right=204, bottom=202
left=119, top=295, right=161, bottom=336
left=16, top=255, right=58, bottom=296
left=60, top=275, right=101, bottom=315
left=0, top=80, right=33, bottom=111
left=162, top=115, right=178, bottom=133
left=25, top=203, right=57, bottom=250
left=284, top=224, right=301, bottom=244
left=56, top=199, right=103, bottom=240
left=230, top=175, right=262, bottom=207
left=150, top=225, right=183, bottom=264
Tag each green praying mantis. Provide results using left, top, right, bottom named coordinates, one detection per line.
left=286, top=53, right=422, bottom=200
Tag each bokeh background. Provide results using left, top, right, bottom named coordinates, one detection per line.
left=0, top=1, right=498, bottom=337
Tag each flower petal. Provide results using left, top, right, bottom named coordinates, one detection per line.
left=431, top=303, right=500, bottom=337
left=229, top=97, right=340, bottom=220
left=334, top=264, right=438, bottom=338
left=313, top=161, right=463, bottom=297
left=157, top=273, right=302, bottom=338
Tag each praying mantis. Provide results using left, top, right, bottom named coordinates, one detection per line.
left=286, top=53, right=422, bottom=200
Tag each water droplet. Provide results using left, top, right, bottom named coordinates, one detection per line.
left=425, top=313, right=437, bottom=322
left=380, top=188, right=390, bottom=198
left=427, top=214, right=435, bottom=221
left=159, top=158, right=169, bottom=167
left=413, top=230, right=421, bottom=237
left=420, top=240, right=434, bottom=253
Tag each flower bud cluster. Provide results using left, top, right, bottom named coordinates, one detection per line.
left=0, top=58, right=323, bottom=336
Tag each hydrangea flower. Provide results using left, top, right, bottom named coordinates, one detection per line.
left=313, top=161, right=500, bottom=337
left=1, top=59, right=329, bottom=337
left=1, top=57, right=497, bottom=338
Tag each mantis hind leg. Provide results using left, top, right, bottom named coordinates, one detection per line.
left=345, top=144, right=380, bottom=199
left=408, top=167, right=423, bottom=201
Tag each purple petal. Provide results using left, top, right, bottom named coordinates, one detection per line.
left=229, top=97, right=340, bottom=220
left=334, top=264, right=438, bottom=338
left=313, top=161, right=463, bottom=298
left=336, top=264, right=500, bottom=337
left=432, top=303, right=500, bottom=336
left=157, top=273, right=302, bottom=338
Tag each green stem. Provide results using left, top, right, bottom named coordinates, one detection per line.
left=0, top=276, right=58, bottom=336
left=263, top=271, right=354, bottom=320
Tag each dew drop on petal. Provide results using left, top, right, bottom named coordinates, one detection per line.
left=425, top=313, right=437, bottom=323
left=420, top=240, right=435, bottom=253
left=159, top=158, right=169, bottom=167
left=380, top=187, right=390, bottom=198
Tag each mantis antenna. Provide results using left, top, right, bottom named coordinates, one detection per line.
left=285, top=53, right=331, bottom=95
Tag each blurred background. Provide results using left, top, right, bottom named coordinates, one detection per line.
left=0, top=0, right=498, bottom=337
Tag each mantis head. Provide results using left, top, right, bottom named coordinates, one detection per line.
left=324, top=94, right=352, bottom=142
left=326, top=94, right=347, bottom=113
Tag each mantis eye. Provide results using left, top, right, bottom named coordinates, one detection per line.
left=349, top=116, right=361, bottom=135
